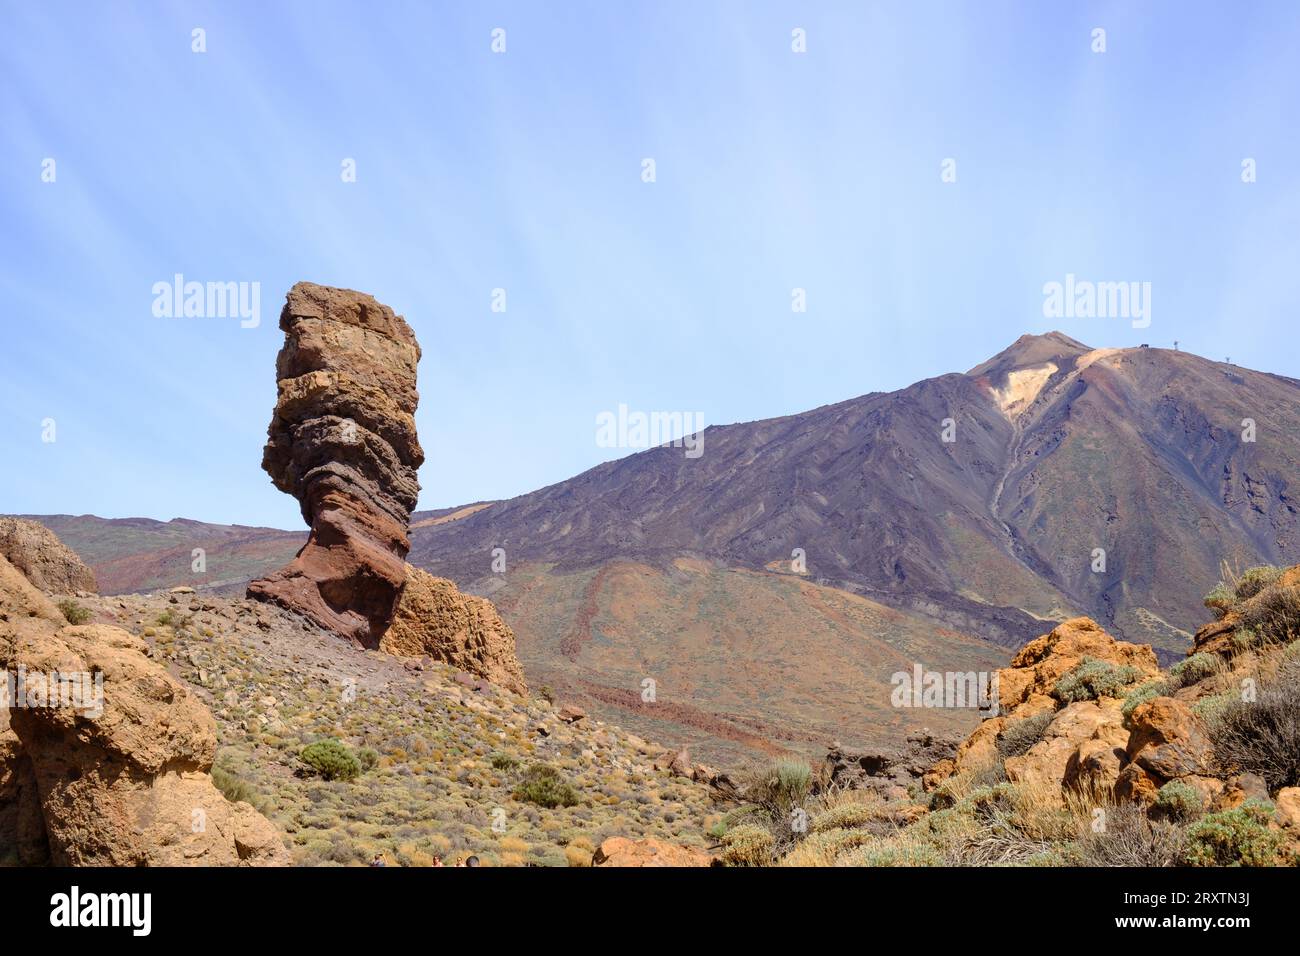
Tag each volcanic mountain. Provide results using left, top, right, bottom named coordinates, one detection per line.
left=400, top=334, right=1299, bottom=759
left=17, top=334, right=1300, bottom=765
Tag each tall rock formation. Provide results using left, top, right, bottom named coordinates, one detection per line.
left=0, top=553, right=288, bottom=866
left=245, top=283, right=528, bottom=694
left=247, top=282, right=425, bottom=646
left=0, top=517, right=97, bottom=595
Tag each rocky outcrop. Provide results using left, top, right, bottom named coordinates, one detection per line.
left=0, top=517, right=97, bottom=595
left=0, top=554, right=288, bottom=866
left=1113, top=696, right=1219, bottom=805
left=818, top=731, right=961, bottom=799
left=247, top=282, right=424, bottom=647
left=591, top=836, right=712, bottom=867
left=380, top=565, right=527, bottom=695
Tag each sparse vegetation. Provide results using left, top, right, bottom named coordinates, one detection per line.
left=1205, top=670, right=1300, bottom=790
left=1052, top=658, right=1143, bottom=703
left=57, top=599, right=91, bottom=625
left=718, top=823, right=774, bottom=866
left=1183, top=800, right=1282, bottom=867
left=1073, top=802, right=1187, bottom=867
left=1236, top=584, right=1300, bottom=648
left=996, top=713, right=1054, bottom=759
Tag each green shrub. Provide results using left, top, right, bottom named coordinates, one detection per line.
left=490, top=752, right=520, bottom=772
left=1204, top=583, right=1236, bottom=619
left=1235, top=566, right=1283, bottom=602
left=995, top=713, right=1054, bottom=759
left=1192, top=692, right=1235, bottom=724
left=300, top=739, right=362, bottom=781
left=512, top=763, right=580, bottom=808
left=810, top=802, right=885, bottom=834
left=357, top=747, right=380, bottom=772
left=1236, top=584, right=1300, bottom=647
left=1153, top=780, right=1203, bottom=822
left=743, top=756, right=812, bottom=821
left=718, top=823, right=775, bottom=866
left=836, top=841, right=944, bottom=867
left=537, top=685, right=556, bottom=705
left=1184, top=800, right=1282, bottom=867
left=1122, top=680, right=1167, bottom=723
left=57, top=599, right=92, bottom=625
left=1166, top=652, right=1219, bottom=690
left=211, top=764, right=254, bottom=804
left=1052, top=658, right=1143, bottom=703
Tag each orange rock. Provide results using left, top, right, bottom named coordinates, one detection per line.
left=1, top=554, right=288, bottom=866
left=591, top=836, right=712, bottom=867
left=1125, top=697, right=1215, bottom=780
left=381, top=566, right=527, bottom=694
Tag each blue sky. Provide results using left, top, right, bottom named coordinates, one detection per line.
left=2, top=0, right=1298, bottom=529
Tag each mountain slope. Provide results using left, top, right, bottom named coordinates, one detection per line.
left=413, top=336, right=1299, bottom=653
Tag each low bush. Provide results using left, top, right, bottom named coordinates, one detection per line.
left=996, top=713, right=1054, bottom=759
left=211, top=764, right=254, bottom=804
left=1236, top=566, right=1283, bottom=601
left=512, top=763, right=581, bottom=809
left=1152, top=780, right=1203, bottom=822
left=1166, top=652, right=1220, bottom=690
left=1122, top=680, right=1166, bottom=724
left=1236, top=584, right=1300, bottom=648
left=1052, top=658, right=1143, bottom=703
left=300, top=739, right=362, bottom=781
left=743, top=756, right=812, bottom=822
left=1184, top=800, right=1282, bottom=867
left=1072, top=802, right=1186, bottom=867
left=57, top=599, right=91, bottom=625
left=1206, top=679, right=1300, bottom=790
left=718, top=823, right=775, bottom=866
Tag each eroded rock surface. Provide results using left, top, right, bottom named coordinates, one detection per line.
left=247, top=282, right=425, bottom=646
left=0, top=517, right=97, bottom=595
left=381, top=565, right=527, bottom=695
left=0, top=554, right=287, bottom=866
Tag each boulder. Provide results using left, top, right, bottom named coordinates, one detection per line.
left=248, top=283, right=424, bottom=646
left=1125, top=697, right=1215, bottom=780
left=591, top=836, right=711, bottom=867
left=557, top=705, right=587, bottom=724
left=381, top=565, right=527, bottom=695
left=0, top=554, right=288, bottom=866
left=1005, top=699, right=1124, bottom=797
left=1275, top=788, right=1300, bottom=829
left=0, top=518, right=96, bottom=595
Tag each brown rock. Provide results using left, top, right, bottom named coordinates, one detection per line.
left=248, top=283, right=424, bottom=646
left=557, top=705, right=587, bottom=724
left=1125, top=697, right=1215, bottom=780
left=0, top=518, right=96, bottom=595
left=1213, top=773, right=1271, bottom=812
left=591, top=836, right=711, bottom=867
left=1114, top=764, right=1161, bottom=804
left=653, top=747, right=693, bottom=777
left=1005, top=699, right=1124, bottom=797
left=1275, top=788, right=1300, bottom=829
left=0, top=555, right=288, bottom=866
left=380, top=566, right=526, bottom=695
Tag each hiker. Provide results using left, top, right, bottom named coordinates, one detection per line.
left=464, top=855, right=480, bottom=867
left=369, top=853, right=386, bottom=867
